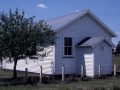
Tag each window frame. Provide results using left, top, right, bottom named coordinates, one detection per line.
left=62, top=36, right=74, bottom=57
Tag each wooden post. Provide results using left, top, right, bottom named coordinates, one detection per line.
left=81, top=64, right=84, bottom=78
left=114, top=64, right=116, bottom=77
left=99, top=64, right=101, bottom=78
left=39, top=66, right=42, bottom=83
left=2, top=60, right=6, bottom=71
left=25, top=68, right=28, bottom=80
left=62, top=65, right=65, bottom=82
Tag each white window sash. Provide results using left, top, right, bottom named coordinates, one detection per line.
left=62, top=36, right=74, bottom=57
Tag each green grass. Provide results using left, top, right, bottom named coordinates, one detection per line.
left=0, top=70, right=25, bottom=78
left=0, top=77, right=120, bottom=90
left=0, top=56, right=120, bottom=90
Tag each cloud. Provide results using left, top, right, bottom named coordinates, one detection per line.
left=116, top=32, right=120, bottom=35
left=37, top=4, right=47, bottom=8
left=75, top=10, right=79, bottom=12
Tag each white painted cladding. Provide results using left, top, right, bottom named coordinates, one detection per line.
left=76, top=48, right=93, bottom=76
left=54, top=14, right=112, bottom=75
left=5, top=46, right=55, bottom=74
left=39, top=46, right=55, bottom=74
left=76, top=41, right=112, bottom=77
left=84, top=54, right=94, bottom=77
left=94, top=41, right=112, bottom=75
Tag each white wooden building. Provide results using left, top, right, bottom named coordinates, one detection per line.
left=5, top=10, right=117, bottom=77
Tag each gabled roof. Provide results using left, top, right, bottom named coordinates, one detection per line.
left=76, top=36, right=115, bottom=48
left=46, top=10, right=117, bottom=37
left=46, top=10, right=86, bottom=31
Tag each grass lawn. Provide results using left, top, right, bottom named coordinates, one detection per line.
left=0, top=74, right=120, bottom=90
left=0, top=56, right=120, bottom=90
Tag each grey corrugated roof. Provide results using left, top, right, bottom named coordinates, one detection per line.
left=76, top=36, right=114, bottom=47
left=46, top=10, right=117, bottom=37
left=46, top=10, right=87, bottom=31
left=79, top=36, right=105, bottom=47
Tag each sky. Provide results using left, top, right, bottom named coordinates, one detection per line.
left=0, top=0, right=120, bottom=45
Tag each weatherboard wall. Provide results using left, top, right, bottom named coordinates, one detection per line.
left=54, top=14, right=112, bottom=75
left=5, top=46, right=55, bottom=74
left=93, top=41, right=112, bottom=75
left=76, top=47, right=94, bottom=76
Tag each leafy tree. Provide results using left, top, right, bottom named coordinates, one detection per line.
left=116, top=41, right=120, bottom=54
left=0, top=8, right=56, bottom=79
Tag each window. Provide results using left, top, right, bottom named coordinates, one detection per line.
left=64, top=37, right=73, bottom=56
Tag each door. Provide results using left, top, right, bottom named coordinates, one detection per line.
left=84, top=54, right=94, bottom=77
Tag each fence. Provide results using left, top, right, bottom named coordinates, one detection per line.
left=23, top=64, right=118, bottom=83
left=1, top=63, right=118, bottom=83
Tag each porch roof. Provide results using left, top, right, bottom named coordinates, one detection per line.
left=76, top=36, right=115, bottom=48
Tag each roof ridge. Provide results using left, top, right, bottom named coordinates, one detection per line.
left=46, top=10, right=87, bottom=21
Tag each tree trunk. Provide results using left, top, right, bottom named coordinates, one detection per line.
left=13, top=57, right=18, bottom=79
